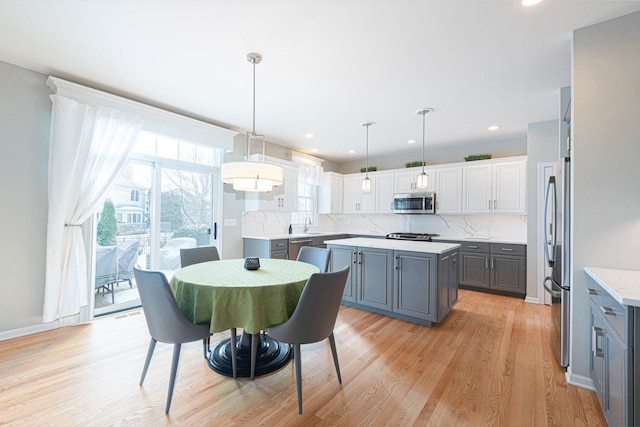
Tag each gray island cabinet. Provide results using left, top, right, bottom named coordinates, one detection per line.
left=326, top=238, right=460, bottom=326
left=585, top=267, right=640, bottom=427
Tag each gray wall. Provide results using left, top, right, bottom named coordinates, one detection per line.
left=526, top=120, right=560, bottom=302
left=0, top=61, right=51, bottom=332
left=571, top=11, right=640, bottom=380
left=338, top=136, right=527, bottom=174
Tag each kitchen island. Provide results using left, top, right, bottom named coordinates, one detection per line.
left=325, top=237, right=460, bottom=326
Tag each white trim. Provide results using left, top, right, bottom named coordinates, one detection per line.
left=566, top=370, right=595, bottom=391
left=46, top=76, right=238, bottom=151
left=291, top=151, right=325, bottom=165
left=524, top=296, right=541, bottom=304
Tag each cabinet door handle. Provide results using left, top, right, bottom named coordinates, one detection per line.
left=395, top=256, right=398, bottom=270
left=358, top=252, right=362, bottom=265
left=592, top=326, right=604, bottom=358
left=488, top=200, right=492, bottom=210
left=276, top=243, right=285, bottom=247
left=494, top=200, right=497, bottom=209
left=467, top=245, right=479, bottom=249
left=353, top=252, right=357, bottom=264
left=501, top=248, right=514, bottom=252
left=600, top=306, right=616, bottom=316
left=442, top=256, right=449, bottom=261
left=586, top=288, right=598, bottom=295
left=491, top=259, right=494, bottom=269
left=485, top=259, right=488, bottom=269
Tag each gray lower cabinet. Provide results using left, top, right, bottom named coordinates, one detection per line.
left=329, top=245, right=357, bottom=303
left=458, top=241, right=526, bottom=296
left=328, top=244, right=458, bottom=326
left=243, top=238, right=288, bottom=259
left=394, top=251, right=437, bottom=322
left=243, top=234, right=351, bottom=261
left=588, top=281, right=635, bottom=427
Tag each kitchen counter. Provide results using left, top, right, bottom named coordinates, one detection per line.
left=433, top=235, right=527, bottom=245
left=242, top=231, right=349, bottom=240
left=584, top=267, right=640, bottom=307
left=324, top=237, right=460, bottom=255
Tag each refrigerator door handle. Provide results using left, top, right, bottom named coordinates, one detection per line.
left=543, top=176, right=557, bottom=267
left=543, top=277, right=561, bottom=298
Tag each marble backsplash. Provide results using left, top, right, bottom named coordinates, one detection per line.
left=242, top=211, right=527, bottom=242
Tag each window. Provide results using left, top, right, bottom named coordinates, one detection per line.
left=290, top=153, right=323, bottom=225
left=130, top=190, right=139, bottom=201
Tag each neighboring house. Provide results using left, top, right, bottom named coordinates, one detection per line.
left=110, top=177, right=147, bottom=235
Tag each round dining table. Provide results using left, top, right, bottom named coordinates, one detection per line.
left=169, top=258, right=319, bottom=377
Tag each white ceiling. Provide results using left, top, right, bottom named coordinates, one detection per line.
left=1, top=0, right=639, bottom=163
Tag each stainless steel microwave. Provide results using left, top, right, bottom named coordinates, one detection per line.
left=393, top=192, right=436, bottom=214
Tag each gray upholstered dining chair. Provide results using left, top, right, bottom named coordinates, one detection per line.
left=295, top=246, right=331, bottom=273
left=180, top=245, right=220, bottom=268
left=134, top=266, right=212, bottom=413
left=267, top=265, right=350, bottom=414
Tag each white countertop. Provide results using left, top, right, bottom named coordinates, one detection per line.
left=433, top=235, right=526, bottom=245
left=324, top=237, right=460, bottom=255
left=243, top=232, right=526, bottom=245
left=243, top=232, right=348, bottom=240
left=584, top=267, right=640, bottom=307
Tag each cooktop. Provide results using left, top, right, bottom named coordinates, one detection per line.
left=386, top=232, right=439, bottom=241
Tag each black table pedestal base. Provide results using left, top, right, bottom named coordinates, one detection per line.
left=208, top=332, right=292, bottom=377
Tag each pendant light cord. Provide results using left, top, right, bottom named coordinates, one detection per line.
left=421, top=112, right=426, bottom=174
left=365, top=124, right=369, bottom=178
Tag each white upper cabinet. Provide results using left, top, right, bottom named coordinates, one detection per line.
left=245, top=164, right=298, bottom=212
left=462, top=159, right=526, bottom=214
left=375, top=172, right=395, bottom=213
left=463, top=164, right=493, bottom=213
left=435, top=167, right=463, bottom=214
left=318, top=171, right=343, bottom=214
left=394, top=168, right=436, bottom=193
left=343, top=174, right=376, bottom=214
left=492, top=160, right=527, bottom=213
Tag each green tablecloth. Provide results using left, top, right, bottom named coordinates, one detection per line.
left=170, top=258, right=319, bottom=334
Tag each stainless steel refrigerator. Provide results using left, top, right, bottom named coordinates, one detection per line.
left=543, top=156, right=571, bottom=368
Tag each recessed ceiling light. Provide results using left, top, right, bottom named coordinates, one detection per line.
left=488, top=125, right=501, bottom=131
left=305, top=133, right=315, bottom=138
left=348, top=150, right=356, bottom=154
left=521, top=0, right=543, bottom=6
left=311, top=148, right=319, bottom=153
left=408, top=139, right=417, bottom=144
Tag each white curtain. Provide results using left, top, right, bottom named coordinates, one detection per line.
left=295, top=158, right=323, bottom=186
left=43, top=95, right=144, bottom=323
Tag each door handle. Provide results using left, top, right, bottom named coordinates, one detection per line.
left=501, top=248, right=514, bottom=252
left=586, top=288, right=598, bottom=295
left=543, top=277, right=561, bottom=298
left=600, top=306, right=616, bottom=316
left=467, top=245, right=479, bottom=249
left=592, top=326, right=604, bottom=358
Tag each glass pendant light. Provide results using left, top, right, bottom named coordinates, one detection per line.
left=361, top=121, right=374, bottom=192
left=221, top=53, right=284, bottom=192
left=415, top=108, right=433, bottom=189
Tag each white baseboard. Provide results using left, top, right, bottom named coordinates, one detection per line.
left=0, top=321, right=61, bottom=341
left=567, top=370, right=595, bottom=391
left=0, top=314, right=82, bottom=341
left=525, top=296, right=542, bottom=304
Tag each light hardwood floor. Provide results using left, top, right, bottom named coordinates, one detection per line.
left=0, top=290, right=605, bottom=426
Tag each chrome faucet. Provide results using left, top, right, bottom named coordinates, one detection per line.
left=304, top=217, right=311, bottom=233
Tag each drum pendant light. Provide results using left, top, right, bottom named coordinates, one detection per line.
left=361, top=121, right=375, bottom=192
left=221, top=53, right=283, bottom=192
left=415, top=108, right=433, bottom=189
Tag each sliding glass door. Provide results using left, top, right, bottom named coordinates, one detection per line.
left=94, top=132, right=221, bottom=316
